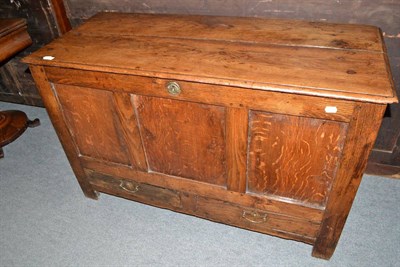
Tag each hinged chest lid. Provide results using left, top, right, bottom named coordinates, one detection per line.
left=23, top=12, right=397, bottom=103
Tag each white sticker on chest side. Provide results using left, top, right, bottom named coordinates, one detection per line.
left=42, top=56, right=55, bottom=61
left=325, top=106, right=338, bottom=113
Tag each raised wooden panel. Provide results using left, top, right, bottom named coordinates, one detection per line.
left=55, top=84, right=132, bottom=165
left=134, top=95, right=226, bottom=186
left=247, top=111, right=348, bottom=207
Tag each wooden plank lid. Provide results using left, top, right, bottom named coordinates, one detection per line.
left=23, top=12, right=397, bottom=103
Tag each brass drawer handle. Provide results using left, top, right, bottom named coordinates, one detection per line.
left=242, top=210, right=268, bottom=224
left=166, top=81, right=181, bottom=95
left=119, top=180, right=140, bottom=193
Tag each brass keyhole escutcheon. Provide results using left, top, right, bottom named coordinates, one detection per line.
left=166, top=81, right=181, bottom=95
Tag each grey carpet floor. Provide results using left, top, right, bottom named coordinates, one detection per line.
left=0, top=102, right=399, bottom=267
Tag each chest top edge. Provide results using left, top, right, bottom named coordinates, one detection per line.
left=22, top=13, right=397, bottom=104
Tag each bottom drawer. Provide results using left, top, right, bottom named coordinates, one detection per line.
left=86, top=170, right=182, bottom=209
left=85, top=169, right=319, bottom=244
left=194, top=197, right=319, bottom=244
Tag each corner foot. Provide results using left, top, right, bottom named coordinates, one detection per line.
left=84, top=189, right=100, bottom=200
left=311, top=246, right=334, bottom=260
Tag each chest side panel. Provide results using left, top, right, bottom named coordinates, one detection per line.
left=134, top=95, right=227, bottom=186
left=247, top=111, right=348, bottom=207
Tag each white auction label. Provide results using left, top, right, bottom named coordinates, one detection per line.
left=325, top=106, right=338, bottom=113
left=42, top=56, right=55, bottom=60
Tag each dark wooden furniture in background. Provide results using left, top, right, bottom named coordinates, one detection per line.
left=0, top=18, right=39, bottom=158
left=1, top=0, right=398, bottom=176
left=50, top=0, right=72, bottom=34
left=24, top=13, right=397, bottom=259
left=0, top=19, right=31, bottom=62
left=0, top=0, right=65, bottom=106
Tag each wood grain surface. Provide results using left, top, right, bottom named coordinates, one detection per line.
left=23, top=13, right=396, bottom=104
left=134, top=95, right=227, bottom=186
left=45, top=67, right=356, bottom=122
left=65, top=0, right=400, bottom=36
left=75, top=13, right=383, bottom=51
left=86, top=169, right=320, bottom=244
left=87, top=170, right=182, bottom=209
left=55, top=84, right=131, bottom=165
left=194, top=196, right=320, bottom=244
left=226, top=107, right=248, bottom=193
left=248, top=111, right=348, bottom=207
left=312, top=103, right=386, bottom=259
left=113, top=93, right=148, bottom=171
left=81, top=158, right=324, bottom=222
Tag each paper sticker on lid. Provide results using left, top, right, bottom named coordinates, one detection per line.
left=42, top=56, right=55, bottom=61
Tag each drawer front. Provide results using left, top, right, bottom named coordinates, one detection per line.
left=45, top=67, right=355, bottom=122
left=85, top=169, right=319, bottom=244
left=86, top=170, right=182, bottom=209
left=194, top=196, right=319, bottom=244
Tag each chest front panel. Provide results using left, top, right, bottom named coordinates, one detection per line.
left=51, top=70, right=350, bottom=212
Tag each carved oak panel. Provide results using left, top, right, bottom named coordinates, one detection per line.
left=247, top=111, right=348, bottom=207
left=135, top=95, right=227, bottom=186
left=55, top=84, right=133, bottom=165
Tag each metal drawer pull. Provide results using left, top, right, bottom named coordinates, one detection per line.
left=119, top=180, right=140, bottom=193
left=242, top=210, right=268, bottom=223
left=166, top=81, right=181, bottom=95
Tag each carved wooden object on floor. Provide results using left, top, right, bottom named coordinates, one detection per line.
left=23, top=13, right=397, bottom=260
left=0, top=110, right=40, bottom=158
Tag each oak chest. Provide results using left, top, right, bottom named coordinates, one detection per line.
left=24, top=13, right=397, bottom=259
